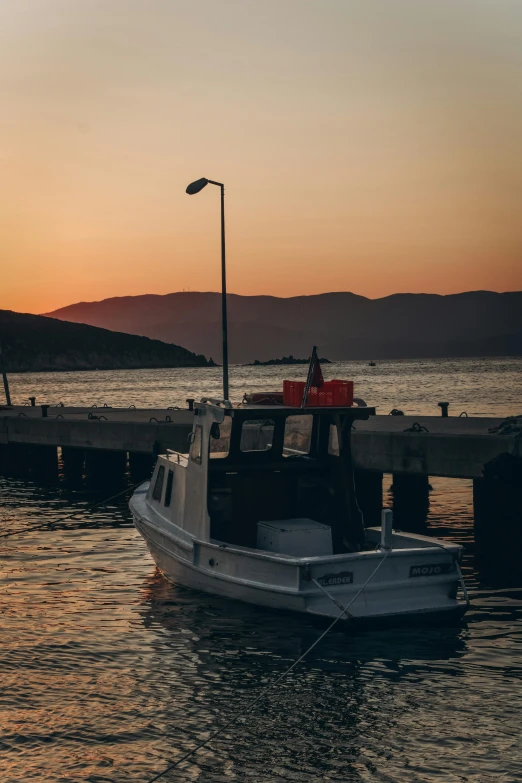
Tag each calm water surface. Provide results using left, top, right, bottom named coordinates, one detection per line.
left=1, top=358, right=521, bottom=782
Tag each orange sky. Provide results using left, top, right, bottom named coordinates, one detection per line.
left=1, top=0, right=521, bottom=314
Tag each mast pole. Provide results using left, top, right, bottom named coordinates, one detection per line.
left=0, top=340, right=12, bottom=406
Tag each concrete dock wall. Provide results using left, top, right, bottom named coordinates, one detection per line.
left=0, top=405, right=520, bottom=547
left=0, top=407, right=518, bottom=479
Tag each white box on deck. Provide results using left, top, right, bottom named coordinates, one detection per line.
left=256, top=518, right=333, bottom=557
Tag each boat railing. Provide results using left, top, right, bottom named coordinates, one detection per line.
left=200, top=397, right=233, bottom=408
left=282, top=446, right=309, bottom=458
left=165, top=449, right=189, bottom=465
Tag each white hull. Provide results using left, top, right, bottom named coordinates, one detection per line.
left=131, top=484, right=466, bottom=623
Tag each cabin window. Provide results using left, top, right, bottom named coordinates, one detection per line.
left=328, top=425, right=339, bottom=456
left=152, top=465, right=165, bottom=501
left=283, top=415, right=313, bottom=457
left=164, top=470, right=174, bottom=507
left=209, top=417, right=232, bottom=459
left=240, top=419, right=275, bottom=452
left=189, top=425, right=203, bottom=465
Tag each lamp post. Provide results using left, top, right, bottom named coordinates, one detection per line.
left=186, top=177, right=229, bottom=401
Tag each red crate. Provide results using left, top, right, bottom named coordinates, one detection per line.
left=283, top=379, right=354, bottom=407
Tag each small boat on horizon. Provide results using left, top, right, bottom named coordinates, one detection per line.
left=368, top=360, right=376, bottom=366
left=130, top=398, right=467, bottom=624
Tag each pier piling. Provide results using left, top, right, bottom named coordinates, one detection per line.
left=85, top=449, right=127, bottom=484
left=129, top=452, right=155, bottom=482
left=355, top=469, right=383, bottom=527
left=61, top=447, right=85, bottom=481
left=27, top=444, right=59, bottom=479
left=0, top=444, right=8, bottom=472
left=3, top=443, right=33, bottom=476
left=473, top=454, right=522, bottom=554
left=391, top=473, right=431, bottom=532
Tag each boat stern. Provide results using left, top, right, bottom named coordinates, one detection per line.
left=300, top=532, right=466, bottom=622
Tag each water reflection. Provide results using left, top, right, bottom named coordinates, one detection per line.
left=7, top=357, right=522, bottom=416
left=1, top=352, right=522, bottom=781
left=1, top=476, right=522, bottom=782
left=139, top=570, right=469, bottom=669
left=136, top=571, right=469, bottom=782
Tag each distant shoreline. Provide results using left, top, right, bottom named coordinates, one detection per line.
left=247, top=356, right=332, bottom=367
left=6, top=364, right=219, bottom=375
left=5, top=354, right=520, bottom=377
left=0, top=309, right=214, bottom=374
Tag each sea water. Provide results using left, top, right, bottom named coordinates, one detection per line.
left=1, top=357, right=521, bottom=782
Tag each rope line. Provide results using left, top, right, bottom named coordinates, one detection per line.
left=0, top=479, right=146, bottom=540
left=144, top=549, right=391, bottom=783
left=423, top=538, right=470, bottom=608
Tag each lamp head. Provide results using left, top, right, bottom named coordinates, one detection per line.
left=186, top=177, right=209, bottom=195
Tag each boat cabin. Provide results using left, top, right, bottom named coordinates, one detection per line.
left=147, top=400, right=375, bottom=555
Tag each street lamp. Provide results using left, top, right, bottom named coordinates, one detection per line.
left=186, top=177, right=229, bottom=401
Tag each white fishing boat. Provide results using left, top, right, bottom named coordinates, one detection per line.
left=130, top=398, right=468, bottom=624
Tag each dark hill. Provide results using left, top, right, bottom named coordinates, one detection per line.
left=45, top=290, right=522, bottom=363
left=0, top=310, right=211, bottom=372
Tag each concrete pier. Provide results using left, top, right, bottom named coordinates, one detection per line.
left=351, top=414, right=521, bottom=479
left=0, top=406, right=192, bottom=456
left=0, top=406, right=520, bottom=543
left=0, top=408, right=518, bottom=478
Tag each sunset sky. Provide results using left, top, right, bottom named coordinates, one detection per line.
left=1, top=0, right=521, bottom=314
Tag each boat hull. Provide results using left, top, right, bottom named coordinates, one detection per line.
left=131, top=491, right=467, bottom=624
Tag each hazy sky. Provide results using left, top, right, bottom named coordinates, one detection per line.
left=1, top=0, right=521, bottom=313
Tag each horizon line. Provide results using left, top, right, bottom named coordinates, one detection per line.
left=39, top=287, right=522, bottom=315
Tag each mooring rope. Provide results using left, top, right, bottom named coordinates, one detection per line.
left=488, top=415, right=522, bottom=436
left=424, top=538, right=470, bottom=609
left=0, top=479, right=146, bottom=540
left=144, top=548, right=392, bottom=783
left=455, top=561, right=470, bottom=608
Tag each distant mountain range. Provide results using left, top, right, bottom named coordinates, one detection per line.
left=0, top=310, right=211, bottom=373
left=45, top=290, right=522, bottom=363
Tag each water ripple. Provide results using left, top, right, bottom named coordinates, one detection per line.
left=1, top=360, right=521, bottom=781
